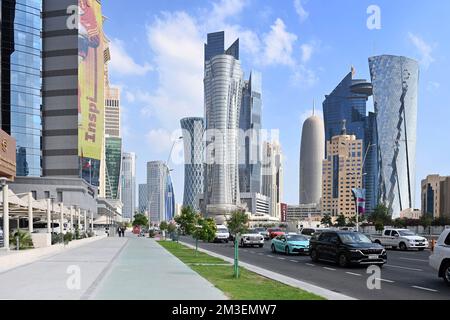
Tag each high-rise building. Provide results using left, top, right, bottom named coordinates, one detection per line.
left=421, top=175, right=450, bottom=219
left=239, top=71, right=262, bottom=194
left=322, top=123, right=363, bottom=219
left=41, top=0, right=105, bottom=187
left=138, top=183, right=148, bottom=213
left=105, top=86, right=121, bottom=137
left=369, top=55, right=419, bottom=218
left=203, top=31, right=243, bottom=222
left=147, top=161, right=175, bottom=223
left=262, top=141, right=283, bottom=219
left=1, top=0, right=42, bottom=177
left=121, top=152, right=136, bottom=220
left=104, top=137, right=122, bottom=200
left=322, top=69, right=377, bottom=213
left=299, top=109, right=325, bottom=205
left=180, top=117, right=204, bottom=212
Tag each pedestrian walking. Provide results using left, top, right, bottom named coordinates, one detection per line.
left=117, top=227, right=121, bottom=237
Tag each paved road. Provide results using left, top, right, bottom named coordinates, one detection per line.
left=181, top=237, right=450, bottom=300
left=0, top=235, right=226, bottom=300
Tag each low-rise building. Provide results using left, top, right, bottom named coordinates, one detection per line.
left=422, top=175, right=450, bottom=219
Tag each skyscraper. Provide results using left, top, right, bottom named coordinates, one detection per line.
left=203, top=31, right=244, bottom=223
left=138, top=184, right=148, bottom=213
left=322, top=123, right=363, bottom=218
left=322, top=69, right=377, bottom=213
left=104, top=137, right=122, bottom=200
left=262, top=141, right=284, bottom=218
left=299, top=109, right=325, bottom=205
left=180, top=117, right=204, bottom=211
left=1, top=0, right=42, bottom=177
left=41, top=0, right=105, bottom=186
left=369, top=55, right=419, bottom=218
left=147, top=161, right=175, bottom=223
left=105, top=86, right=121, bottom=137
left=121, top=152, right=136, bottom=220
left=239, top=71, right=262, bottom=194
left=421, top=175, right=450, bottom=219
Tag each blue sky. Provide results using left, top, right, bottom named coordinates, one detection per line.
left=102, top=0, right=450, bottom=208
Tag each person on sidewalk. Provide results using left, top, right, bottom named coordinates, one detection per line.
left=117, top=227, right=122, bottom=237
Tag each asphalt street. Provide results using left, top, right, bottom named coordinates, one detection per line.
left=181, top=236, right=450, bottom=300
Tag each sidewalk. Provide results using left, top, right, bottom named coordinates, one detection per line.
left=90, top=237, right=227, bottom=300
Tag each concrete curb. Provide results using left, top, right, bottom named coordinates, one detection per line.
left=0, top=235, right=108, bottom=274
left=180, top=241, right=356, bottom=301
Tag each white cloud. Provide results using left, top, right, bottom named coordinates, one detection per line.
left=408, top=33, right=435, bottom=70
left=261, top=18, right=298, bottom=66
left=146, top=129, right=174, bottom=154
left=300, top=43, right=314, bottom=63
left=291, top=64, right=318, bottom=87
left=210, top=0, right=249, bottom=23
left=294, top=0, right=309, bottom=22
left=109, top=38, right=153, bottom=76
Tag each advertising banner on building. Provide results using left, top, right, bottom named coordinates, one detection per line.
left=280, top=203, right=287, bottom=223
left=78, top=0, right=104, bottom=161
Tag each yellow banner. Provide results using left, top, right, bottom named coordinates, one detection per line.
left=78, top=0, right=104, bottom=160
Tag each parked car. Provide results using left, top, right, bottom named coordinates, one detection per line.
left=271, top=234, right=310, bottom=255
left=239, top=229, right=264, bottom=248
left=0, top=228, right=4, bottom=247
left=214, top=225, right=230, bottom=243
left=267, top=228, right=285, bottom=239
left=310, top=231, right=387, bottom=267
left=33, top=222, right=67, bottom=234
left=299, top=227, right=329, bottom=238
left=370, top=228, right=429, bottom=251
left=429, top=228, right=450, bottom=285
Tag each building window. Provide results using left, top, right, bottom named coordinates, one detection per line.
left=31, top=191, right=37, bottom=200
left=57, top=191, right=63, bottom=203
left=44, top=191, right=50, bottom=199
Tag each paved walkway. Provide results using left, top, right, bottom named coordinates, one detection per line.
left=0, top=235, right=226, bottom=300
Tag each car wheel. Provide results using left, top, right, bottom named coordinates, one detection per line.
left=374, top=240, right=381, bottom=245
left=259, top=244, right=264, bottom=248
left=310, top=249, right=319, bottom=262
left=338, top=254, right=348, bottom=268
left=271, top=244, right=276, bottom=253
left=399, top=242, right=407, bottom=251
left=285, top=246, right=290, bottom=256
left=443, top=262, right=450, bottom=286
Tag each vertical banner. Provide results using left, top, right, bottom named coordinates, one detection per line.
left=352, top=188, right=366, bottom=215
left=78, top=0, right=104, bottom=161
left=280, top=203, right=287, bottom=223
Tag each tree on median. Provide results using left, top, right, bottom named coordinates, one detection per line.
left=192, top=217, right=217, bottom=256
left=226, top=210, right=249, bottom=279
left=175, top=206, right=197, bottom=236
left=132, top=213, right=148, bottom=228
left=321, top=214, right=332, bottom=227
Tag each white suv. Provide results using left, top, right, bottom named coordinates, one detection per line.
left=429, top=228, right=450, bottom=285
left=214, top=225, right=230, bottom=243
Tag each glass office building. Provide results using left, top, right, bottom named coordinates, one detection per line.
left=105, top=137, right=122, bottom=200
left=323, top=70, right=378, bottom=213
left=369, top=55, right=419, bottom=218
left=180, top=117, right=204, bottom=211
left=239, top=71, right=262, bottom=194
left=3, top=0, right=42, bottom=177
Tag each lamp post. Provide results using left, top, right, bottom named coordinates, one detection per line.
left=50, top=196, right=56, bottom=235
left=1, top=178, right=10, bottom=251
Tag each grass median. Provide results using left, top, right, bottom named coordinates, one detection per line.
left=158, top=241, right=324, bottom=300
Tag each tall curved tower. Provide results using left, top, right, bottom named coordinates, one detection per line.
left=180, top=117, right=204, bottom=212
left=299, top=112, right=325, bottom=205
left=204, top=32, right=243, bottom=223
left=369, top=55, right=419, bottom=218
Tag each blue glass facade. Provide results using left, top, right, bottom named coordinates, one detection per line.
left=323, top=71, right=378, bottom=213
left=239, top=71, right=262, bottom=194
left=10, top=0, right=42, bottom=177
left=369, top=55, right=419, bottom=218
left=165, top=173, right=175, bottom=221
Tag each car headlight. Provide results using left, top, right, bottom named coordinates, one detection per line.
left=348, top=249, right=360, bottom=253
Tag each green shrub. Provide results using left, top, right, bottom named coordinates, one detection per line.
left=149, top=229, right=155, bottom=238
left=10, top=230, right=34, bottom=250
left=63, top=232, right=73, bottom=244
left=51, top=233, right=64, bottom=245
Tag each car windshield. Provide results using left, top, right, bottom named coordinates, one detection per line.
left=398, top=230, right=416, bottom=236
left=255, top=228, right=265, bottom=232
left=218, top=228, right=228, bottom=233
left=339, top=233, right=372, bottom=244
left=287, top=235, right=308, bottom=242
left=271, top=228, right=282, bottom=232
left=301, top=229, right=315, bottom=235
left=247, top=230, right=259, bottom=234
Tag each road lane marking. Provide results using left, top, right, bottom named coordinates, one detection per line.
left=267, top=255, right=275, bottom=258
left=323, top=267, right=336, bottom=271
left=399, top=257, right=428, bottom=263
left=290, top=260, right=298, bottom=263
left=278, top=257, right=286, bottom=260
left=412, top=286, right=438, bottom=293
left=306, top=263, right=315, bottom=267
left=346, top=272, right=362, bottom=277
left=385, top=264, right=423, bottom=272
left=376, top=278, right=395, bottom=283
left=258, top=253, right=263, bottom=256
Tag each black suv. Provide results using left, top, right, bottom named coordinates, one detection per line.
left=310, top=231, right=387, bottom=267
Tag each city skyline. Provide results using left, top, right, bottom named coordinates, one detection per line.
left=102, top=0, right=450, bottom=209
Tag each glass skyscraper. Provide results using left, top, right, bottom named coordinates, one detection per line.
left=323, top=70, right=377, bottom=213
left=105, top=137, right=122, bottom=200
left=1, top=0, right=42, bottom=177
left=239, top=71, right=262, bottom=194
left=181, top=117, right=204, bottom=211
left=369, top=55, right=419, bottom=218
